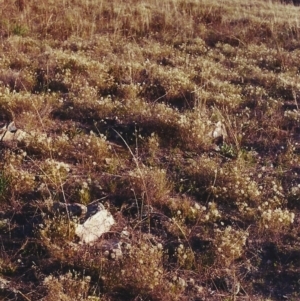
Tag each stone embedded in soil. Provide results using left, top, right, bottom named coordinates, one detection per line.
left=53, top=202, right=88, bottom=217
left=212, top=121, right=227, bottom=144
left=52, top=201, right=114, bottom=244
left=75, top=209, right=115, bottom=244
left=0, top=121, right=27, bottom=142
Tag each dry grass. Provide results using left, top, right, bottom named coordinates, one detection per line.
left=1, top=0, right=300, bottom=300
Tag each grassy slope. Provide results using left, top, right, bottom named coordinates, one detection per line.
left=0, top=0, right=300, bottom=300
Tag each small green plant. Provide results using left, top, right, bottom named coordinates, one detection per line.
left=12, top=24, right=27, bottom=36
left=220, top=143, right=237, bottom=158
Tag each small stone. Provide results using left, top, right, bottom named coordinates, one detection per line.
left=75, top=210, right=115, bottom=244
left=177, top=277, right=186, bottom=287
left=121, top=230, right=130, bottom=238
left=211, top=121, right=227, bottom=145
left=104, top=158, right=112, bottom=165
left=188, top=278, right=195, bottom=286
left=0, top=121, right=27, bottom=142
left=53, top=202, right=87, bottom=217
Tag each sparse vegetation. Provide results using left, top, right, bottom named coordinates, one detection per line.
left=1, top=0, right=300, bottom=300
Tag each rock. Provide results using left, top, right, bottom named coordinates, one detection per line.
left=86, top=202, right=105, bottom=218
left=52, top=201, right=114, bottom=244
left=0, top=121, right=27, bottom=142
left=177, top=277, right=186, bottom=287
left=53, top=202, right=87, bottom=217
left=212, top=121, right=227, bottom=145
left=104, top=158, right=112, bottom=165
left=188, top=278, right=195, bottom=286
left=6, top=121, right=17, bottom=132
left=75, top=209, right=115, bottom=244
left=121, top=229, right=130, bottom=238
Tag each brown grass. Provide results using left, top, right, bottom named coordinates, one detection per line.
left=1, top=0, right=300, bottom=300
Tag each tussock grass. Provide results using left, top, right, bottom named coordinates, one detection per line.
left=1, top=0, right=300, bottom=300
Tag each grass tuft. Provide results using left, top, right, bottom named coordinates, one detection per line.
left=1, top=0, right=300, bottom=300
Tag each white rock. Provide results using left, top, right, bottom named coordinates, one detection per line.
left=0, top=122, right=27, bottom=142
left=212, top=121, right=227, bottom=140
left=14, top=129, right=27, bottom=141
left=121, top=230, right=130, bottom=238
left=177, top=277, right=186, bottom=287
left=75, top=209, right=115, bottom=244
